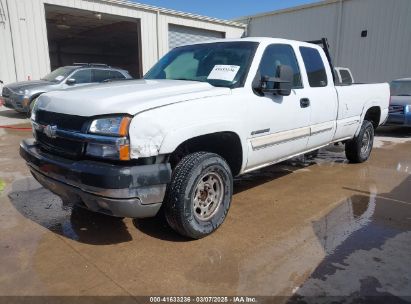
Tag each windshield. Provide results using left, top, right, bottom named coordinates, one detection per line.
left=144, top=42, right=259, bottom=88
left=390, top=80, right=411, bottom=96
left=41, top=67, right=77, bottom=83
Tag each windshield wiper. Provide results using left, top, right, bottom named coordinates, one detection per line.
left=172, top=78, right=203, bottom=82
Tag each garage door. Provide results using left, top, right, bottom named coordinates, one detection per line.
left=168, top=24, right=224, bottom=50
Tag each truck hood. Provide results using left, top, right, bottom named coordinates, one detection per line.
left=5, top=80, right=54, bottom=92
left=37, top=79, right=231, bottom=116
left=390, top=96, right=411, bottom=107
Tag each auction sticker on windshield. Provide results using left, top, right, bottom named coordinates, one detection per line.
left=207, top=65, right=240, bottom=82
left=55, top=76, right=64, bottom=81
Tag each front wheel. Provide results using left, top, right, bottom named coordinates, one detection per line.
left=345, top=120, right=374, bottom=163
left=164, top=152, right=233, bottom=239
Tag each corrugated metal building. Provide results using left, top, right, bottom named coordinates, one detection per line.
left=238, top=0, right=411, bottom=83
left=0, top=0, right=245, bottom=85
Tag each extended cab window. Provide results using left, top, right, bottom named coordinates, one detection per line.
left=300, top=47, right=328, bottom=87
left=258, top=44, right=302, bottom=88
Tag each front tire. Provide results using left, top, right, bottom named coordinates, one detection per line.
left=164, top=152, right=233, bottom=239
left=345, top=120, right=374, bottom=163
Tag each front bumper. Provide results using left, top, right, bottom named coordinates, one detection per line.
left=2, top=94, right=29, bottom=112
left=20, top=138, right=172, bottom=218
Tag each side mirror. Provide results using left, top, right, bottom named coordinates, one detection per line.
left=256, top=65, right=294, bottom=96
left=66, top=78, right=76, bottom=86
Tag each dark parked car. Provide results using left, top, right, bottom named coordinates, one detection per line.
left=386, top=78, right=411, bottom=126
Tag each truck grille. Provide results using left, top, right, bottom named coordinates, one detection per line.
left=35, top=110, right=89, bottom=159
left=36, top=110, right=88, bottom=132
left=36, top=131, right=85, bottom=159
left=389, top=105, right=405, bottom=114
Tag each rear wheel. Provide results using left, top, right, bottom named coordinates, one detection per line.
left=164, top=152, right=233, bottom=239
left=345, top=120, right=374, bottom=163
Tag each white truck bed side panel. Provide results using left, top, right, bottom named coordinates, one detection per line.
left=333, top=83, right=390, bottom=140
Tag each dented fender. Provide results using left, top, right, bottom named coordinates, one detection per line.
left=128, top=105, right=246, bottom=160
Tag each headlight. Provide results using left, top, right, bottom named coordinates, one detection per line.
left=89, top=116, right=131, bottom=137
left=86, top=116, right=131, bottom=161
left=18, top=89, right=29, bottom=96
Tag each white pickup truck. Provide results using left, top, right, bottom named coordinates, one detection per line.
left=20, top=37, right=389, bottom=238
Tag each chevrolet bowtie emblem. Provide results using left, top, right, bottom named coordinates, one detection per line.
left=44, top=125, right=57, bottom=139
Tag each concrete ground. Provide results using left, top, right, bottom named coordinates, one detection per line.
left=0, top=107, right=410, bottom=303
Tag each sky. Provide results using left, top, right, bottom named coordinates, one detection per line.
left=131, top=0, right=319, bottom=20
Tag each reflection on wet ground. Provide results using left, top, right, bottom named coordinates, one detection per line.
left=1, top=125, right=411, bottom=299
left=289, top=176, right=411, bottom=303
left=8, top=178, right=132, bottom=245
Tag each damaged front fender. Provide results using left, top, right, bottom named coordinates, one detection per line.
left=128, top=115, right=166, bottom=158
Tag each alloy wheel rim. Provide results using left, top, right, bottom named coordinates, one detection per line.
left=192, top=172, right=224, bottom=221
left=361, top=127, right=372, bottom=156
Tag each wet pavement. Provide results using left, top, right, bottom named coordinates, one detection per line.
left=0, top=115, right=410, bottom=302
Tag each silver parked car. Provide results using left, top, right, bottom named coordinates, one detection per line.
left=1, top=64, right=132, bottom=114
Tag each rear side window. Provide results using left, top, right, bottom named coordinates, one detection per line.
left=93, top=69, right=111, bottom=82
left=300, top=47, right=328, bottom=87
left=258, top=44, right=302, bottom=88
left=110, top=71, right=126, bottom=80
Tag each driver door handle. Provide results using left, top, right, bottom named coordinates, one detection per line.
left=300, top=98, right=310, bottom=108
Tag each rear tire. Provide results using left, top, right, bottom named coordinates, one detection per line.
left=164, top=152, right=233, bottom=239
left=345, top=120, right=374, bottom=163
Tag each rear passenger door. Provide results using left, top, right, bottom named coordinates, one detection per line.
left=298, top=46, right=338, bottom=150
left=92, top=69, right=111, bottom=83
left=245, top=44, right=311, bottom=170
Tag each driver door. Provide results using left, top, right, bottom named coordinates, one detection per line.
left=63, top=69, right=94, bottom=88
left=245, top=44, right=311, bottom=170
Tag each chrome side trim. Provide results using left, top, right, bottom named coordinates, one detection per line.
left=250, top=121, right=336, bottom=151
left=251, top=126, right=311, bottom=150
left=251, top=128, right=270, bottom=136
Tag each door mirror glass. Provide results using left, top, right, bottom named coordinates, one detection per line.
left=259, top=65, right=293, bottom=96
left=66, top=78, right=76, bottom=85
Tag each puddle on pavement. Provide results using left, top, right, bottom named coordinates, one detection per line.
left=289, top=175, right=411, bottom=301
left=8, top=177, right=132, bottom=244
left=234, top=144, right=347, bottom=194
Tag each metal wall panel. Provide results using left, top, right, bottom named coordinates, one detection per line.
left=244, top=2, right=340, bottom=59
left=0, top=0, right=16, bottom=85
left=337, top=0, right=411, bottom=83
left=242, top=0, right=411, bottom=83
left=168, top=24, right=224, bottom=50
left=0, top=0, right=244, bottom=85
